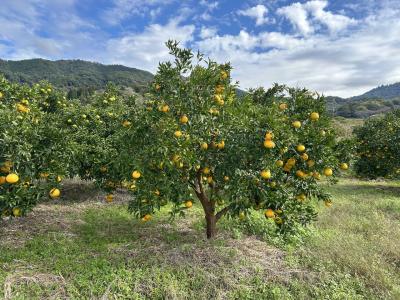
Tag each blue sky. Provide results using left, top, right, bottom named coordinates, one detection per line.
left=0, top=0, right=399, bottom=97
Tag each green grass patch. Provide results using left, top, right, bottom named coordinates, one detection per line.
left=1, top=178, right=399, bottom=299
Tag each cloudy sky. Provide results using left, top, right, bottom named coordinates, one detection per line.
left=0, top=0, right=399, bottom=97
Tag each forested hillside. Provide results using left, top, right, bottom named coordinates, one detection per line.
left=327, top=82, right=400, bottom=118
left=0, top=58, right=154, bottom=97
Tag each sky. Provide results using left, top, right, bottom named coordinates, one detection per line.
left=0, top=0, right=399, bottom=97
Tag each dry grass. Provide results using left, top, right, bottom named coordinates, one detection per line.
left=0, top=179, right=306, bottom=299
left=1, top=178, right=399, bottom=299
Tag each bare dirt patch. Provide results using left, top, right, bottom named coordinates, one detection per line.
left=0, top=179, right=128, bottom=248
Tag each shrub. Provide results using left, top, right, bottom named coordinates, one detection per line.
left=354, top=109, right=400, bottom=178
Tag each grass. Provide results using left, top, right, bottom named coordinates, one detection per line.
left=0, top=178, right=399, bottom=299
left=333, top=117, right=364, bottom=138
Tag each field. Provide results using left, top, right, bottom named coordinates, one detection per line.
left=1, top=178, right=399, bottom=299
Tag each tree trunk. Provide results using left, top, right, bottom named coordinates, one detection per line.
left=205, top=213, right=217, bottom=239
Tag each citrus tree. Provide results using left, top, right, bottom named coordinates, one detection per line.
left=0, top=78, right=71, bottom=217
left=354, top=110, right=400, bottom=178
left=120, top=41, right=347, bottom=238
left=59, top=83, right=139, bottom=199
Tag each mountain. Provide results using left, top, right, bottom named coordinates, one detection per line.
left=0, top=58, right=154, bottom=95
left=327, top=82, right=400, bottom=118
left=349, top=82, right=400, bottom=101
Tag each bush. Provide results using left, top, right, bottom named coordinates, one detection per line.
left=354, top=109, right=400, bottom=178
left=0, top=78, right=71, bottom=217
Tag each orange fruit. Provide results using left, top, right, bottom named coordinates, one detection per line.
left=6, top=173, right=19, bottom=184
left=264, top=209, right=275, bottom=218
left=49, top=188, right=61, bottom=199
left=132, top=170, right=141, bottom=179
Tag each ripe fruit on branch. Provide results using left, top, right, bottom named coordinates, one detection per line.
left=310, top=112, right=320, bottom=121
left=260, top=170, right=271, bottom=179
left=292, top=121, right=301, bottom=129
left=6, top=173, right=19, bottom=184
left=132, top=170, right=141, bottom=179
left=49, top=188, right=61, bottom=199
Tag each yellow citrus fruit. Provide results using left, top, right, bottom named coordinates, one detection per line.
left=180, top=115, right=189, bottom=124
left=324, top=200, right=333, bottom=207
left=301, top=153, right=309, bottom=161
left=132, top=170, right=141, bottom=179
left=220, top=70, right=228, bottom=79
left=223, top=176, right=230, bottom=182
left=313, top=171, right=321, bottom=180
left=263, top=140, right=276, bottom=149
left=40, top=172, right=49, bottom=178
left=0, top=91, right=3, bottom=98
left=307, top=160, right=315, bottom=167
left=296, top=144, right=306, bottom=152
left=215, top=85, right=224, bottom=93
left=279, top=103, right=287, bottom=110
left=287, top=158, right=296, bottom=166
left=0, top=176, right=6, bottom=184
left=292, top=121, right=301, bottom=128
left=185, top=201, right=193, bottom=208
left=49, top=188, right=61, bottom=199
left=340, top=163, right=349, bottom=170
left=207, top=176, right=213, bottom=184
left=276, top=160, right=284, bottom=167
left=310, top=112, right=320, bottom=121
left=161, top=105, right=170, bottom=112
left=202, top=167, right=210, bottom=175
left=324, top=168, right=333, bottom=176
left=296, top=194, right=306, bottom=201
left=105, top=194, right=114, bottom=202
left=16, top=103, right=30, bottom=113
left=0, top=165, right=10, bottom=173
left=296, top=170, right=306, bottom=178
left=264, top=209, right=275, bottom=218
left=12, top=208, right=21, bottom=217
left=265, top=131, right=274, bottom=140
left=142, top=214, right=152, bottom=222
left=56, top=176, right=62, bottom=183
left=201, top=142, right=208, bottom=150
left=122, top=120, right=131, bottom=127
left=6, top=173, right=19, bottom=184
left=174, top=130, right=183, bottom=138
left=217, top=140, right=225, bottom=149
left=260, top=170, right=271, bottom=179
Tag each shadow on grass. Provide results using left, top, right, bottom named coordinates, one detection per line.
left=70, top=206, right=288, bottom=274
left=333, top=183, right=400, bottom=198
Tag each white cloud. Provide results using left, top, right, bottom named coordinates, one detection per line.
left=104, top=20, right=195, bottom=72
left=198, top=4, right=400, bottom=97
left=103, top=0, right=175, bottom=25
left=238, top=4, right=269, bottom=26
left=305, top=1, right=357, bottom=33
left=200, top=26, right=217, bottom=39
left=277, top=3, right=312, bottom=35
left=278, top=1, right=356, bottom=35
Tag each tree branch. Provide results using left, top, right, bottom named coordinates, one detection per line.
left=215, top=204, right=233, bottom=221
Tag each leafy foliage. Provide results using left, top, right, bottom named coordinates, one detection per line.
left=121, top=42, right=348, bottom=237
left=354, top=109, right=400, bottom=178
